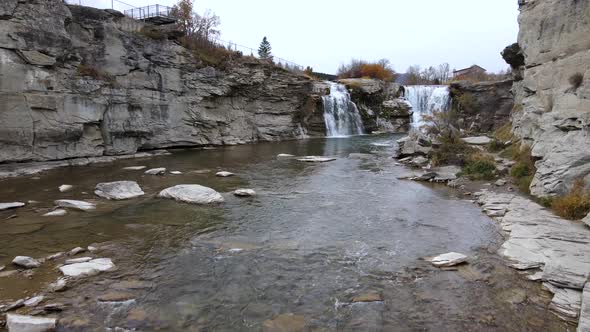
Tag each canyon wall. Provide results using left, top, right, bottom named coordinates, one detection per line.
left=509, top=0, right=590, bottom=197
left=0, top=0, right=325, bottom=164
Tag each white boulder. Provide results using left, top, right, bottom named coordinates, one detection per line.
left=158, top=185, right=224, bottom=204
left=170, top=171, right=183, bottom=175
left=277, top=154, right=295, bottom=159
left=42, top=209, right=67, bottom=217
left=145, top=168, right=166, bottom=175
left=0, top=202, right=25, bottom=211
left=429, top=252, right=468, bottom=267
left=123, top=166, right=146, bottom=170
left=6, top=314, right=56, bottom=332
left=94, top=181, right=145, bottom=200
left=216, top=171, right=235, bottom=177
left=462, top=136, right=492, bottom=145
left=12, top=256, right=41, bottom=269
left=24, top=296, right=44, bottom=307
left=233, top=189, right=256, bottom=197
left=54, top=200, right=96, bottom=211
left=297, top=156, right=337, bottom=163
left=58, top=184, right=73, bottom=192
left=59, top=258, right=115, bottom=277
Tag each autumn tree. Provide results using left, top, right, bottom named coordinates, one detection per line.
left=171, top=0, right=220, bottom=41
left=258, top=37, right=272, bottom=60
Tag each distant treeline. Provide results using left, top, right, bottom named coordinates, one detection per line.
left=312, top=72, right=337, bottom=81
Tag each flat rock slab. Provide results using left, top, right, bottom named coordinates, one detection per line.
left=123, top=166, right=146, bottom=170
left=0, top=202, right=25, bottom=211
left=297, top=156, right=336, bottom=163
left=59, top=258, right=115, bottom=277
left=12, top=256, right=41, bottom=269
left=7, top=314, right=56, bottom=332
left=429, top=252, right=468, bottom=267
left=17, top=50, right=56, bottom=66
left=579, top=283, right=590, bottom=332
left=43, top=209, right=67, bottom=217
left=94, top=181, right=144, bottom=200
left=145, top=168, right=166, bottom=175
left=216, top=171, right=235, bottom=177
left=234, top=189, right=256, bottom=197
left=55, top=200, right=96, bottom=211
left=158, top=185, right=224, bottom=204
left=462, top=136, right=492, bottom=145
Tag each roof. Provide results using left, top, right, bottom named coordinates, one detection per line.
left=453, top=65, right=486, bottom=73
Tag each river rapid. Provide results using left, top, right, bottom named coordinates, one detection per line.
left=0, top=135, right=568, bottom=331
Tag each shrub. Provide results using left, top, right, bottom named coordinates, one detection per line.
left=569, top=72, right=584, bottom=90
left=455, top=93, right=478, bottom=114
left=139, top=27, right=166, bottom=40
left=488, top=139, right=505, bottom=152
left=178, top=36, right=234, bottom=67
left=337, top=59, right=397, bottom=81
left=551, top=179, right=590, bottom=220
left=507, top=145, right=536, bottom=194
left=431, top=133, right=475, bottom=166
left=462, top=152, right=497, bottom=180
left=494, top=122, right=514, bottom=143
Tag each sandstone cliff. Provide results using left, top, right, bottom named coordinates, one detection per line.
left=0, top=1, right=324, bottom=164
left=508, top=0, right=590, bottom=197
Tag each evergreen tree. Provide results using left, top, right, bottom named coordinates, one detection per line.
left=258, top=36, right=272, bottom=60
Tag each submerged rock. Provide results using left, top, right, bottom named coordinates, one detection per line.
left=277, top=153, right=295, bottom=159
left=352, top=292, right=383, bottom=303
left=6, top=314, right=56, bottom=332
left=0, top=202, right=25, bottom=211
left=297, top=156, right=336, bottom=163
left=429, top=252, right=468, bottom=267
left=233, top=189, right=256, bottom=197
left=69, top=247, right=86, bottom=256
left=98, top=292, right=135, bottom=302
left=94, top=181, right=145, bottom=200
left=12, top=256, right=41, bottom=269
left=59, top=258, right=115, bottom=277
left=59, top=184, right=73, bottom=192
left=42, top=209, right=67, bottom=217
left=216, top=171, right=235, bottom=177
left=145, top=168, right=166, bottom=175
left=262, top=313, right=306, bottom=332
left=158, top=185, right=224, bottom=204
left=64, top=257, right=93, bottom=264
left=462, top=136, right=492, bottom=145
left=55, top=200, right=96, bottom=211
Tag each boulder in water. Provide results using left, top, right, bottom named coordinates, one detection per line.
left=429, top=252, right=468, bottom=267
left=170, top=171, right=183, bottom=175
left=59, top=258, right=115, bottom=277
left=145, top=167, right=166, bottom=175
left=55, top=199, right=96, bottom=211
left=234, top=189, right=256, bottom=197
left=6, top=314, right=56, bottom=332
left=123, top=166, right=146, bottom=170
left=59, top=184, right=73, bottom=192
left=216, top=171, right=235, bottom=177
left=462, top=136, right=492, bottom=145
left=0, top=202, right=25, bottom=211
left=43, top=209, right=67, bottom=217
left=24, top=296, right=44, bottom=307
left=12, top=256, right=41, bottom=269
left=158, top=185, right=224, bottom=204
left=277, top=154, right=295, bottom=159
left=94, top=181, right=145, bottom=200
left=297, top=156, right=336, bottom=163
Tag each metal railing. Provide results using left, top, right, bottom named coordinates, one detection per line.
left=124, top=5, right=172, bottom=20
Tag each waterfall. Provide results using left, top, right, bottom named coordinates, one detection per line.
left=322, top=82, right=364, bottom=137
left=404, top=85, right=451, bottom=128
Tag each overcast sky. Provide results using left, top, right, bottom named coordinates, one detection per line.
left=77, top=0, right=519, bottom=74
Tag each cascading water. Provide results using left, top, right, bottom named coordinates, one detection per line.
left=404, top=85, right=451, bottom=128
left=322, top=82, right=365, bottom=137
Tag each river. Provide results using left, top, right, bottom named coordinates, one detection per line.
left=0, top=135, right=567, bottom=331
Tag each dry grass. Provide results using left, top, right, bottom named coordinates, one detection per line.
left=506, top=145, right=536, bottom=194
left=551, top=179, right=590, bottom=220
left=338, top=59, right=396, bottom=81
left=139, top=27, right=166, bottom=40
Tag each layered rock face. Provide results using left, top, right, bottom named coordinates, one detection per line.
left=450, top=80, right=514, bottom=133
left=0, top=1, right=322, bottom=164
left=338, top=78, right=411, bottom=133
left=509, top=0, right=590, bottom=196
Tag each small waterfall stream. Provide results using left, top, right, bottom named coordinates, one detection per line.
left=404, top=85, right=451, bottom=128
left=322, top=82, right=364, bottom=137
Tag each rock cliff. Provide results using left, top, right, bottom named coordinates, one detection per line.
left=508, top=0, right=590, bottom=197
left=450, top=80, right=514, bottom=133
left=338, top=78, right=411, bottom=133
left=0, top=1, right=324, bottom=164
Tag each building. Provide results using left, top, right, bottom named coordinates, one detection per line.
left=453, top=65, right=486, bottom=79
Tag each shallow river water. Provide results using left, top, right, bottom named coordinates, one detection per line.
left=0, top=135, right=571, bottom=331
